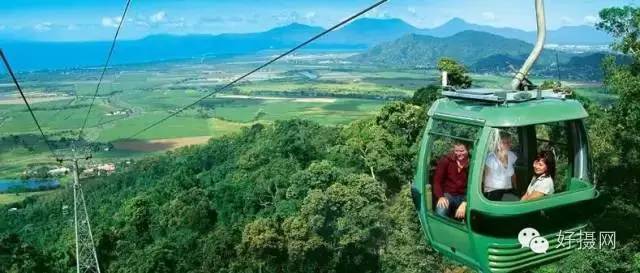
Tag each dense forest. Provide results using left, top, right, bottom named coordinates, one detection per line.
left=1, top=5, right=640, bottom=273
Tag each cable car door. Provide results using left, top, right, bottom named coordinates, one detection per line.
left=420, top=117, right=484, bottom=268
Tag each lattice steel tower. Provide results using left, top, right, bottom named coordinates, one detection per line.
left=71, top=158, right=101, bottom=273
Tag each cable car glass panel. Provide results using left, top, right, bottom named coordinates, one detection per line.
left=424, top=118, right=482, bottom=265
left=479, top=119, right=591, bottom=203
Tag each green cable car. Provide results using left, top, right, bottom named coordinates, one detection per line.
left=411, top=0, right=599, bottom=272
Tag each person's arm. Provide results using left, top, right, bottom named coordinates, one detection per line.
left=433, top=157, right=447, bottom=199
left=521, top=191, right=545, bottom=201
left=482, top=165, right=491, bottom=189
left=510, top=151, right=518, bottom=191
left=433, top=157, right=449, bottom=208
left=521, top=178, right=552, bottom=201
left=455, top=201, right=467, bottom=219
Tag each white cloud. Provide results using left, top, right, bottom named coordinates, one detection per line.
left=366, top=7, right=390, bottom=19
left=407, top=7, right=417, bottom=16
left=149, top=11, right=167, bottom=23
left=34, top=22, right=53, bottom=32
left=561, top=16, right=574, bottom=25
left=101, top=16, right=122, bottom=28
left=166, top=17, right=187, bottom=28
left=584, top=15, right=599, bottom=25
left=304, top=11, right=316, bottom=20
left=372, top=10, right=390, bottom=19
left=482, top=12, right=496, bottom=21
left=273, top=11, right=307, bottom=24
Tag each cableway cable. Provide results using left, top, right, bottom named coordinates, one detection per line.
left=77, top=0, right=132, bottom=141
left=127, top=0, right=388, bottom=139
left=0, top=49, right=59, bottom=159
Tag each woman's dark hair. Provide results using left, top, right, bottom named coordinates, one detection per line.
left=534, top=150, right=556, bottom=180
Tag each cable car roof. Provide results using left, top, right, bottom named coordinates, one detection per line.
left=428, top=95, right=588, bottom=127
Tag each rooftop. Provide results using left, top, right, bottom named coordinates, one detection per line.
left=428, top=94, right=588, bottom=127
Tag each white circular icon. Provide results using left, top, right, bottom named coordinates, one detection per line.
left=529, top=236, right=550, bottom=254
left=518, top=227, right=540, bottom=248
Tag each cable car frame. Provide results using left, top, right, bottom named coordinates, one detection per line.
left=411, top=0, right=599, bottom=272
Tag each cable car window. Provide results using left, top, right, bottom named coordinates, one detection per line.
left=535, top=122, right=571, bottom=192
left=427, top=119, right=480, bottom=222
left=430, top=119, right=480, bottom=143
left=482, top=128, right=522, bottom=202
left=481, top=120, right=591, bottom=202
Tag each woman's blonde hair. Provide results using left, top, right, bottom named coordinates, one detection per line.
left=490, top=130, right=512, bottom=164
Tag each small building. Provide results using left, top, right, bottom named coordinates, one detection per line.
left=105, top=109, right=132, bottom=116
left=83, top=163, right=116, bottom=176
left=97, top=163, right=116, bottom=173
left=48, top=167, right=70, bottom=176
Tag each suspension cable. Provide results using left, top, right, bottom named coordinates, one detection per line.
left=127, top=0, right=388, bottom=139
left=0, top=50, right=59, bottom=160
left=77, top=0, right=132, bottom=141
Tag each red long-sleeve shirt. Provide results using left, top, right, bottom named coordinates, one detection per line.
left=433, top=153, right=469, bottom=198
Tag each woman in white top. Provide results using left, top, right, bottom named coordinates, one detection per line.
left=522, top=150, right=556, bottom=201
left=484, top=131, right=518, bottom=201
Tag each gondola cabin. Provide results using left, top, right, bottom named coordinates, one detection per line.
left=412, top=89, right=599, bottom=273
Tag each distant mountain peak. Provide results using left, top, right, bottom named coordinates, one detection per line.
left=268, top=23, right=324, bottom=32
left=282, top=22, right=314, bottom=28
left=452, top=30, right=504, bottom=39
left=347, top=17, right=417, bottom=29
left=355, top=17, right=408, bottom=23
left=442, top=17, right=472, bottom=26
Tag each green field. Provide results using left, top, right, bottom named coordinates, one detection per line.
left=1, top=55, right=406, bottom=179
left=0, top=192, right=49, bottom=205
left=0, top=53, right=617, bottom=181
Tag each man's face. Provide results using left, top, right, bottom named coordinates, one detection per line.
left=453, top=144, right=468, bottom=161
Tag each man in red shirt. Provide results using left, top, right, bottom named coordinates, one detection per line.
left=433, top=142, right=469, bottom=219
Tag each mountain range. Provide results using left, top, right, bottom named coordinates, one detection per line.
left=0, top=18, right=613, bottom=72
left=353, top=30, right=632, bottom=81
left=352, top=30, right=540, bottom=67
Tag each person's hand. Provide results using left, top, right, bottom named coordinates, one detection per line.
left=437, top=197, right=449, bottom=209
left=455, top=202, right=467, bottom=219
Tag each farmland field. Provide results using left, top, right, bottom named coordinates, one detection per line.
left=0, top=51, right=616, bottom=183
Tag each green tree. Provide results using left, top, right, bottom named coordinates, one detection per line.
left=595, top=6, right=640, bottom=202
left=376, top=101, right=427, bottom=144
left=408, top=85, right=442, bottom=108
left=161, top=187, right=216, bottom=232
left=0, top=234, right=49, bottom=273
left=536, top=5, right=640, bottom=273
left=238, top=218, right=286, bottom=273
left=336, top=119, right=407, bottom=192
left=380, top=186, right=443, bottom=273
left=437, top=58, right=472, bottom=88
left=597, top=7, right=640, bottom=61
left=286, top=174, right=386, bottom=273
left=121, top=195, right=154, bottom=243
left=286, top=160, right=343, bottom=201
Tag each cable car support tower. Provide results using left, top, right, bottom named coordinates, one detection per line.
left=65, top=152, right=101, bottom=273
left=1, top=50, right=101, bottom=273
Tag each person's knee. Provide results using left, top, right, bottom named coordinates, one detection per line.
left=435, top=206, right=448, bottom=217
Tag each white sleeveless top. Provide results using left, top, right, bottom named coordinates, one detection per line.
left=484, top=151, right=517, bottom=192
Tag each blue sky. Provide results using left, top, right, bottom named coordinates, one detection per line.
left=0, top=0, right=636, bottom=41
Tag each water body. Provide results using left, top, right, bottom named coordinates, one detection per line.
left=0, top=179, right=60, bottom=193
